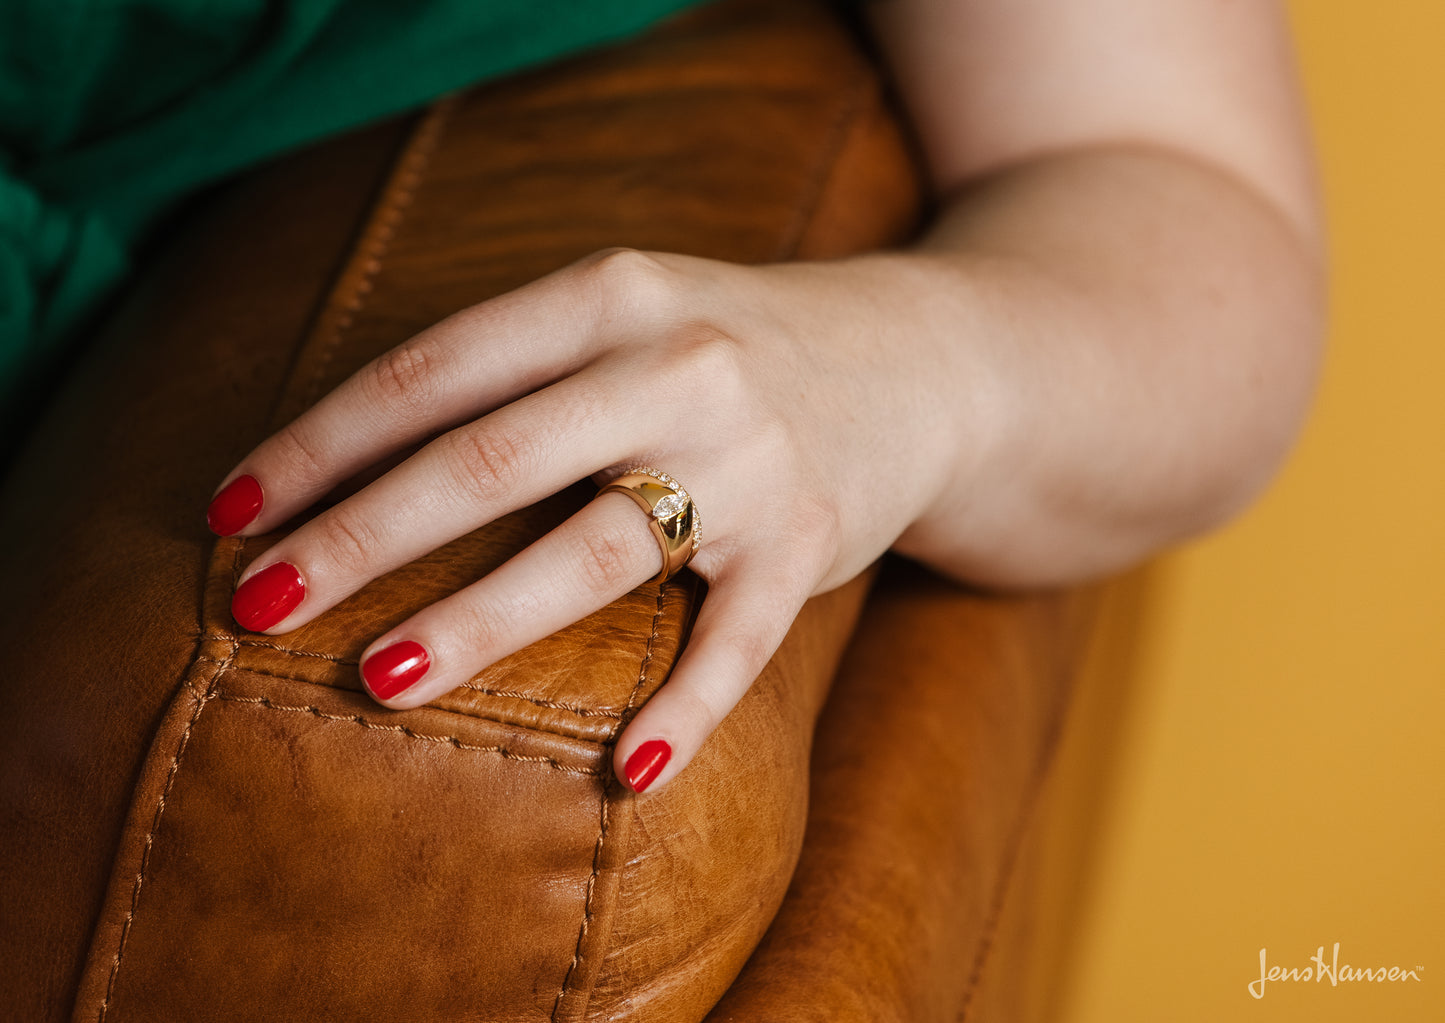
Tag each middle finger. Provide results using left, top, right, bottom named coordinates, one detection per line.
left=230, top=370, right=647, bottom=634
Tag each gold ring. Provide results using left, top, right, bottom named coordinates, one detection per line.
left=598, top=467, right=701, bottom=583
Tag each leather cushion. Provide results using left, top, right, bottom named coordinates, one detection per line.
left=0, top=1, right=923, bottom=1019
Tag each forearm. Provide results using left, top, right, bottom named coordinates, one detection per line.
left=871, top=144, right=1324, bottom=586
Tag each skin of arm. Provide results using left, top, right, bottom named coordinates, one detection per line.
left=858, top=0, right=1325, bottom=585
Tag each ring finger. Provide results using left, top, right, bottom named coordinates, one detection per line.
left=355, top=488, right=689, bottom=708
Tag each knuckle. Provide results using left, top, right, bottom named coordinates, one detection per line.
left=726, top=626, right=778, bottom=682
left=684, top=326, right=747, bottom=375
left=452, top=601, right=508, bottom=660
left=585, top=246, right=664, bottom=282
left=270, top=419, right=332, bottom=481
left=312, top=509, right=382, bottom=575
left=576, top=522, right=643, bottom=597
left=804, top=498, right=844, bottom=566
left=442, top=423, right=530, bottom=499
left=674, top=682, right=729, bottom=736
left=676, top=640, right=766, bottom=732
left=580, top=247, right=677, bottom=319
left=770, top=492, right=840, bottom=582
left=666, top=327, right=750, bottom=409
left=366, top=341, right=441, bottom=415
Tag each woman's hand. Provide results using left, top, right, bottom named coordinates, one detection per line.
left=207, top=0, right=1327, bottom=795
left=206, top=247, right=994, bottom=793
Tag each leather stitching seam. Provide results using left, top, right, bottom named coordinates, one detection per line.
left=219, top=635, right=360, bottom=662
left=956, top=684, right=1075, bottom=1021
left=95, top=548, right=245, bottom=1021
left=550, top=585, right=669, bottom=1021
left=194, top=656, right=625, bottom=735
left=205, top=636, right=628, bottom=719
left=298, top=94, right=457, bottom=410
left=455, top=682, right=624, bottom=719
left=210, top=691, right=603, bottom=776
left=621, top=587, right=669, bottom=723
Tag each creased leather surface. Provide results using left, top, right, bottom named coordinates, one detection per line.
left=704, top=562, right=1098, bottom=1023
left=0, top=1, right=927, bottom=1021
left=0, top=118, right=410, bottom=1023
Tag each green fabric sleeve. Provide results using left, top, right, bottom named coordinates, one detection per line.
left=0, top=0, right=705, bottom=397
left=0, top=167, right=127, bottom=389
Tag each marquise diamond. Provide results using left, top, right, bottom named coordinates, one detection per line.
left=653, top=493, right=687, bottom=520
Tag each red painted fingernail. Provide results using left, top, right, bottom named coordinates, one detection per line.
left=232, top=562, right=305, bottom=632
left=362, top=641, right=431, bottom=700
left=623, top=739, right=672, bottom=793
left=207, top=474, right=264, bottom=536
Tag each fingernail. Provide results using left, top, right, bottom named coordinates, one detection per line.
left=232, top=562, right=305, bottom=632
left=207, top=474, right=264, bottom=536
left=362, top=641, right=431, bottom=700
left=623, top=739, right=672, bottom=793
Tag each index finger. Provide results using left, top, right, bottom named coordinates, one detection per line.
left=205, top=249, right=675, bottom=537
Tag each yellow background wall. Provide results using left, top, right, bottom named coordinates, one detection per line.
left=1052, top=3, right=1444, bottom=1020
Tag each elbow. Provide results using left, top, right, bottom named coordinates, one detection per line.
left=1181, top=231, right=1329, bottom=540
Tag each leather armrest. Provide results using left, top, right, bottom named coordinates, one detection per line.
left=0, top=1, right=926, bottom=1019
left=706, top=561, right=1100, bottom=1022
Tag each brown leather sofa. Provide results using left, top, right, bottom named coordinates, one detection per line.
left=0, top=1, right=1101, bottom=1019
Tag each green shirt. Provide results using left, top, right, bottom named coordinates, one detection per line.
left=0, top=0, right=704, bottom=394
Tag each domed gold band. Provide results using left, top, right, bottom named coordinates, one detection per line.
left=597, top=467, right=701, bottom=583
